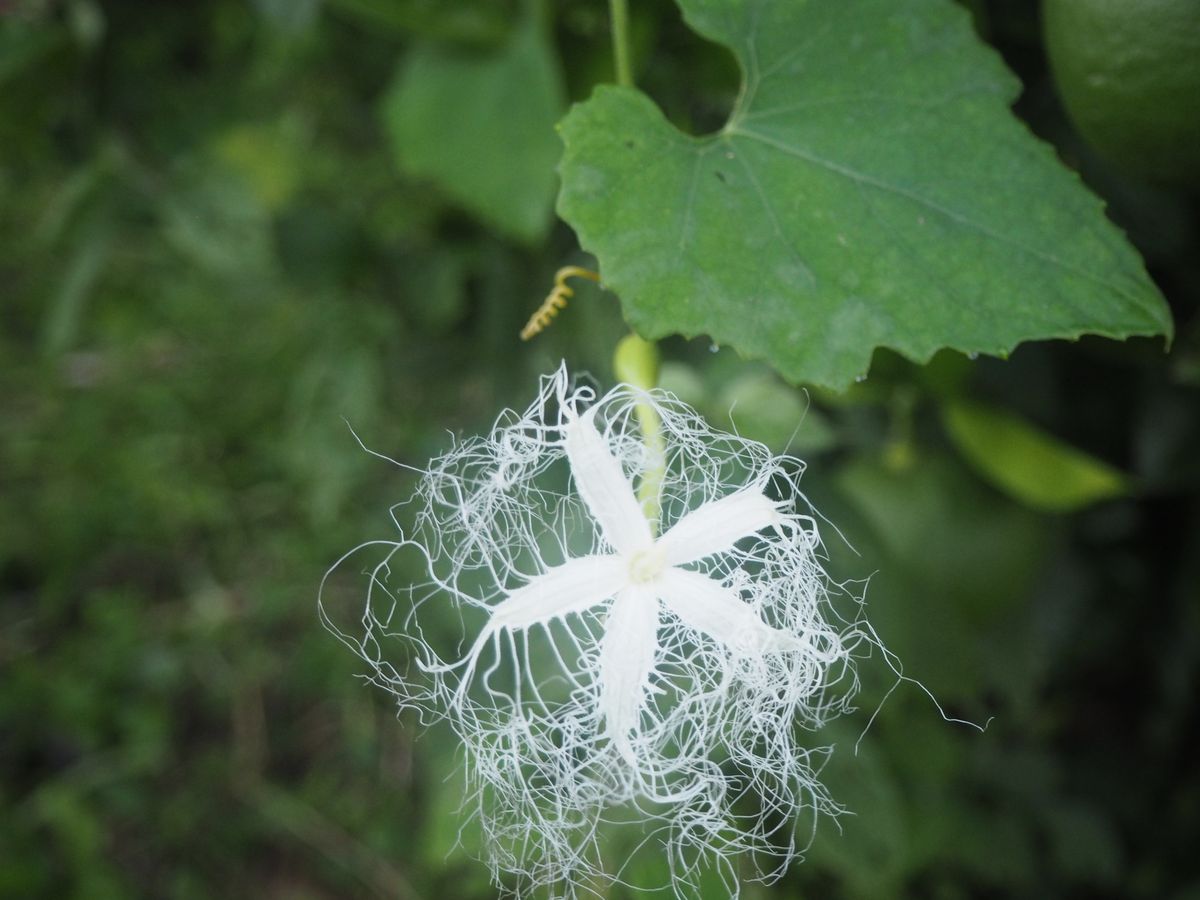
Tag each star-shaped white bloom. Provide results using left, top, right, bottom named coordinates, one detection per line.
left=454, top=404, right=814, bottom=766
left=325, top=368, right=863, bottom=898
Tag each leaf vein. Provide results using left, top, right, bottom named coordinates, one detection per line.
left=740, top=83, right=1008, bottom=123
left=678, top=149, right=707, bottom=252
left=728, top=140, right=816, bottom=299
left=732, top=126, right=1141, bottom=306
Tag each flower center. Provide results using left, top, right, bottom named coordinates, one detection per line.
left=627, top=546, right=666, bottom=584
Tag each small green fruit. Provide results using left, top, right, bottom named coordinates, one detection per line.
left=1043, top=0, right=1200, bottom=188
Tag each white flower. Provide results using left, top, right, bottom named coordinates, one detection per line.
left=322, top=365, right=868, bottom=898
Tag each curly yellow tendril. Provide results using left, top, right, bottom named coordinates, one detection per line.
left=520, top=267, right=601, bottom=340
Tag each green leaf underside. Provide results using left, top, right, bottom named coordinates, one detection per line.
left=383, top=19, right=564, bottom=243
left=943, top=401, right=1128, bottom=512
left=557, top=0, right=1173, bottom=389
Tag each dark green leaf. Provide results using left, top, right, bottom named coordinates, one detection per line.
left=558, top=0, right=1173, bottom=388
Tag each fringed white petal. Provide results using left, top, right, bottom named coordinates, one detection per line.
left=657, top=487, right=783, bottom=566
left=657, top=566, right=802, bottom=656
left=330, top=368, right=868, bottom=899
left=598, top=583, right=660, bottom=764
left=491, top=555, right=626, bottom=630
left=565, top=406, right=653, bottom=555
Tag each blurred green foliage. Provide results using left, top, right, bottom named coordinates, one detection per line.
left=1, top=1, right=1197, bottom=899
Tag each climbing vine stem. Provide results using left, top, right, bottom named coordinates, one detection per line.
left=609, top=0, right=633, bottom=88
left=605, top=3, right=661, bottom=530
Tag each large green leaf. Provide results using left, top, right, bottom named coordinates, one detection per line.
left=382, top=16, right=564, bottom=243
left=557, top=0, right=1173, bottom=388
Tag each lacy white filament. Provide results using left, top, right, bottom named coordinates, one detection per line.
left=321, top=366, right=870, bottom=898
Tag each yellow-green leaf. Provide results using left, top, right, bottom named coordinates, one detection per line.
left=943, top=401, right=1129, bottom=512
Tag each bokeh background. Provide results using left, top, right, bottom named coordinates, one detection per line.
left=2, top=1, right=1197, bottom=897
